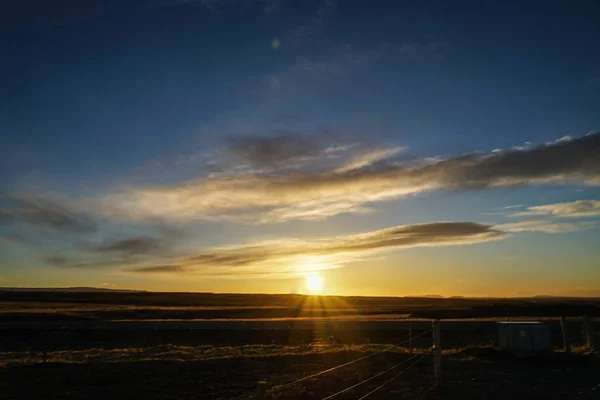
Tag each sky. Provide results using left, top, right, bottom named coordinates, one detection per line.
left=1, top=0, right=600, bottom=297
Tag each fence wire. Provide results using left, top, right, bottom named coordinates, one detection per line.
left=320, top=353, right=422, bottom=399
left=271, top=329, right=433, bottom=391
left=356, top=355, right=425, bottom=400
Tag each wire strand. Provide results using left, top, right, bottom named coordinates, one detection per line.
left=398, top=328, right=433, bottom=347
left=320, top=353, right=422, bottom=400
left=356, top=355, right=424, bottom=400
left=269, top=328, right=432, bottom=392
left=270, top=345, right=394, bottom=389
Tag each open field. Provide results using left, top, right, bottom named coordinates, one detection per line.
left=2, top=291, right=600, bottom=321
left=1, top=290, right=599, bottom=399
left=2, top=346, right=599, bottom=399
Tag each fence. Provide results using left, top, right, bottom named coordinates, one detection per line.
left=251, top=316, right=599, bottom=399
left=257, top=323, right=440, bottom=400
left=2, top=317, right=599, bottom=399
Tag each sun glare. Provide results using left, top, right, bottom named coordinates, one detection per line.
left=306, top=274, right=325, bottom=294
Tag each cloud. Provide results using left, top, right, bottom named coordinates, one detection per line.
left=0, top=196, right=97, bottom=233
left=256, top=199, right=374, bottom=222
left=434, top=132, right=600, bottom=189
left=128, top=222, right=506, bottom=276
left=501, top=204, right=525, bottom=210
left=38, top=229, right=184, bottom=269
left=496, top=220, right=600, bottom=234
left=100, top=132, right=600, bottom=223
left=40, top=255, right=124, bottom=269
left=0, top=194, right=185, bottom=269
left=226, top=134, right=321, bottom=167
left=334, top=146, right=405, bottom=172
left=42, top=256, right=72, bottom=267
left=93, top=237, right=166, bottom=256
left=514, top=200, right=600, bottom=218
left=131, top=265, right=187, bottom=273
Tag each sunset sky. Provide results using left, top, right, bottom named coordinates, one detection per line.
left=1, top=0, right=600, bottom=297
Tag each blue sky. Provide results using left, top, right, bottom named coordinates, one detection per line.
left=1, top=0, right=599, bottom=296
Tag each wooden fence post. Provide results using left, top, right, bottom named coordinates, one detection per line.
left=433, top=320, right=442, bottom=387
left=559, top=316, right=570, bottom=353
left=408, top=323, right=413, bottom=354
left=256, top=381, right=267, bottom=400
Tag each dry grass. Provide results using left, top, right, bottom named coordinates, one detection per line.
left=2, top=345, right=599, bottom=399
left=0, top=343, right=422, bottom=366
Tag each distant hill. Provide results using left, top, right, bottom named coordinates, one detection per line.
left=0, top=287, right=145, bottom=293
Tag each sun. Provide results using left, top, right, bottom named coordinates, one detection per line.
left=305, top=274, right=325, bottom=294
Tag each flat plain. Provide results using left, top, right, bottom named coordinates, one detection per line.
left=1, top=290, right=599, bottom=399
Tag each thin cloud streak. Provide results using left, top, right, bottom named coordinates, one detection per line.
left=93, top=237, right=167, bottom=256
left=334, top=146, right=405, bottom=172
left=501, top=204, right=525, bottom=210
left=133, top=265, right=187, bottom=273
left=496, top=220, right=600, bottom=234
left=513, top=200, right=600, bottom=218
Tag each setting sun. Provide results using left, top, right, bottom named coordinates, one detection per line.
left=306, top=275, right=325, bottom=294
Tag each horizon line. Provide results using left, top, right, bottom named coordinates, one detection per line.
left=1, top=286, right=599, bottom=300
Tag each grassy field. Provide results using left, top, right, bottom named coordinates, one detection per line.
left=1, top=346, right=599, bottom=399
left=2, top=290, right=599, bottom=321
left=1, top=290, right=599, bottom=399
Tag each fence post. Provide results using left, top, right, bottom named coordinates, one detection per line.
left=40, top=325, right=48, bottom=365
left=256, top=381, right=268, bottom=400
left=41, top=330, right=48, bottom=364
left=408, top=323, right=413, bottom=354
left=583, top=314, right=596, bottom=352
left=433, top=320, right=442, bottom=387
left=559, top=316, right=570, bottom=353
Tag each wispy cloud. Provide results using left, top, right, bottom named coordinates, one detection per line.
left=100, top=132, right=600, bottom=223
left=501, top=204, right=525, bottom=210
left=334, top=146, right=405, bottom=172
left=40, top=232, right=180, bottom=269
left=92, top=237, right=167, bottom=256
left=0, top=196, right=96, bottom=234
left=513, top=200, right=600, bottom=218
left=0, top=192, right=189, bottom=272
left=129, top=221, right=506, bottom=276
left=41, top=255, right=125, bottom=269
left=226, top=134, right=322, bottom=168
left=496, top=220, right=600, bottom=234
left=42, top=256, right=73, bottom=267
left=133, top=265, right=187, bottom=273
